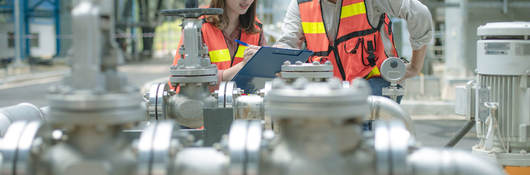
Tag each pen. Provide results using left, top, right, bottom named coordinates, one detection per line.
left=235, top=39, right=249, bottom=46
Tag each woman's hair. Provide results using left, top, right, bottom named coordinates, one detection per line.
left=205, top=0, right=260, bottom=34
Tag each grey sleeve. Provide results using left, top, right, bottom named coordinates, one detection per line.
left=274, top=0, right=305, bottom=49
left=374, top=0, right=433, bottom=50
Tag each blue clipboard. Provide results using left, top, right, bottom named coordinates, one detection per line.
left=231, top=47, right=313, bottom=93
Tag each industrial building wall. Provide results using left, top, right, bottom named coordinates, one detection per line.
left=29, top=22, right=56, bottom=58
left=0, top=23, right=15, bottom=59
left=0, top=22, right=57, bottom=59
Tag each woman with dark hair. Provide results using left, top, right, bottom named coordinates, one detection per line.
left=173, top=0, right=265, bottom=82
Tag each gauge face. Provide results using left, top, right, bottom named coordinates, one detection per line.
left=380, top=57, right=406, bottom=83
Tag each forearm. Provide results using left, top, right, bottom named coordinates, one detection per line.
left=221, top=62, right=244, bottom=81
left=405, top=45, right=427, bottom=78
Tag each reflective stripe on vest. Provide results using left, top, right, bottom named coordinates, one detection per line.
left=302, top=22, right=326, bottom=34
left=209, top=49, right=231, bottom=63
left=365, top=66, right=381, bottom=80
left=234, top=45, right=248, bottom=58
left=340, top=2, right=366, bottom=19
left=208, top=45, right=250, bottom=63
left=299, top=0, right=398, bottom=81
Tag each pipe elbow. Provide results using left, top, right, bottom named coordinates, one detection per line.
left=0, top=103, right=46, bottom=136
left=367, top=96, right=414, bottom=133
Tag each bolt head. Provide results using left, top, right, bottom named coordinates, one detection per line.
left=292, top=78, right=308, bottom=89
left=271, top=78, right=286, bottom=89
left=390, top=61, right=398, bottom=68
left=283, top=61, right=291, bottom=65
left=295, top=61, right=303, bottom=65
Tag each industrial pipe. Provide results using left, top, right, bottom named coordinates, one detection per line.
left=367, top=96, right=415, bottom=134
left=444, top=120, right=475, bottom=147
left=0, top=103, right=46, bottom=136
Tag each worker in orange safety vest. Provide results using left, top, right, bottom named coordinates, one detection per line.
left=275, top=0, right=433, bottom=103
left=172, top=0, right=266, bottom=90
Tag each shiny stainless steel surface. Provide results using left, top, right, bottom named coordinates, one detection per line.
left=234, top=95, right=264, bottom=120
left=368, top=96, right=414, bottom=134
left=265, top=78, right=369, bottom=119
left=0, top=103, right=45, bottom=136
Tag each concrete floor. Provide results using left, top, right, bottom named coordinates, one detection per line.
left=413, top=120, right=478, bottom=150
left=0, top=58, right=172, bottom=107
left=0, top=58, right=479, bottom=151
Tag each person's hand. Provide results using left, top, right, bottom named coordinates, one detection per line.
left=397, top=63, right=421, bottom=84
left=243, top=45, right=261, bottom=63
left=397, top=45, right=427, bottom=84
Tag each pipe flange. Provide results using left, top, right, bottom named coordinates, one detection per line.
left=0, top=121, right=42, bottom=175
left=145, top=82, right=169, bottom=120
left=374, top=120, right=412, bottom=175
left=265, top=78, right=370, bottom=119
left=229, top=120, right=263, bottom=175
left=380, top=57, right=406, bottom=84
left=281, top=61, right=333, bottom=80
left=169, top=66, right=218, bottom=76
left=47, top=92, right=144, bottom=125
left=169, top=65, right=218, bottom=85
left=170, top=76, right=218, bottom=85
left=281, top=71, right=334, bottom=80
left=217, top=81, right=240, bottom=108
left=281, top=61, right=333, bottom=72
left=137, top=121, right=181, bottom=175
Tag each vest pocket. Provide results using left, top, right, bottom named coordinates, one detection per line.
left=341, top=35, right=379, bottom=67
left=344, top=38, right=363, bottom=54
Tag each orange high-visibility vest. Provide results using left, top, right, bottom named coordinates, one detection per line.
left=298, top=0, right=398, bottom=81
left=173, top=20, right=263, bottom=70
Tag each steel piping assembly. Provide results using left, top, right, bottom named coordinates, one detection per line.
left=0, top=0, right=509, bottom=175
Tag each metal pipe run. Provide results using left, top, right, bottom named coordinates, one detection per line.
left=367, top=96, right=415, bottom=134
left=0, top=103, right=46, bottom=136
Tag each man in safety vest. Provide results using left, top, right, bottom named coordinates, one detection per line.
left=275, top=0, right=433, bottom=103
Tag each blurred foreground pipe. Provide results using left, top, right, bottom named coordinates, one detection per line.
left=408, top=148, right=505, bottom=175
left=0, top=103, right=46, bottom=136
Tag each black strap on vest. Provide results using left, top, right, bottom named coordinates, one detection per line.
left=312, top=14, right=386, bottom=57
left=365, top=40, right=377, bottom=67
left=330, top=14, right=386, bottom=80
left=335, top=14, right=386, bottom=46
left=230, top=30, right=243, bottom=67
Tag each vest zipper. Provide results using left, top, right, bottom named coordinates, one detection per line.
left=230, top=30, right=243, bottom=67
left=332, top=41, right=346, bottom=81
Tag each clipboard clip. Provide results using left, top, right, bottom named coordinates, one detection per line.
left=272, top=49, right=302, bottom=56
